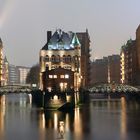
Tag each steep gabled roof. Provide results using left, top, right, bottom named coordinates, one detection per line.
left=42, top=43, right=48, bottom=50
left=42, top=29, right=81, bottom=50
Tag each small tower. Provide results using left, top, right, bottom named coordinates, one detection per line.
left=71, top=33, right=81, bottom=91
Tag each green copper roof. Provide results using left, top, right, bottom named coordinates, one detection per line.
left=42, top=29, right=81, bottom=50
left=71, top=33, right=81, bottom=46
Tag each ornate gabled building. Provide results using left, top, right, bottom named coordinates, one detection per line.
left=40, top=29, right=82, bottom=92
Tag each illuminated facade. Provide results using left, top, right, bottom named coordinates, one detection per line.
left=120, top=52, right=125, bottom=84
left=40, top=29, right=82, bottom=92
left=120, top=39, right=137, bottom=85
left=3, top=57, right=9, bottom=85
left=120, top=25, right=140, bottom=85
left=120, top=25, right=140, bottom=86
left=0, top=38, right=4, bottom=86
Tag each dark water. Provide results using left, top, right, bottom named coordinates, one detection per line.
left=0, top=93, right=140, bottom=140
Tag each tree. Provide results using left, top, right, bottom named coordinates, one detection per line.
left=26, top=64, right=40, bottom=86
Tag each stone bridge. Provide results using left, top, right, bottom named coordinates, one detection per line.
left=0, top=85, right=32, bottom=94
left=89, top=84, right=139, bottom=93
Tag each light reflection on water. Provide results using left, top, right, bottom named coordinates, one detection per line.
left=121, top=97, right=127, bottom=140
left=0, top=93, right=140, bottom=140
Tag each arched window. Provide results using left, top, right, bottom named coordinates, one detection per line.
left=45, top=55, right=49, bottom=62
left=56, top=55, right=60, bottom=62
left=63, top=55, right=66, bottom=62
left=67, top=55, right=71, bottom=63
left=51, top=55, right=56, bottom=62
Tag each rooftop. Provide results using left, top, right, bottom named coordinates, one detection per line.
left=42, top=29, right=81, bottom=50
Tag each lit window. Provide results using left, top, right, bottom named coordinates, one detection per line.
left=47, top=87, right=52, bottom=92
left=54, top=75, right=57, bottom=78
left=65, top=74, right=69, bottom=79
left=56, top=55, right=60, bottom=62
left=63, top=55, right=66, bottom=62
left=53, top=95, right=58, bottom=100
left=49, top=75, right=53, bottom=78
left=60, top=75, right=64, bottom=78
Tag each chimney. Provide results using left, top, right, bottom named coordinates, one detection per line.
left=47, top=31, right=52, bottom=42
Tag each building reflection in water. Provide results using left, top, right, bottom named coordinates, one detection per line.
left=1, top=93, right=140, bottom=140
left=36, top=97, right=140, bottom=140
left=28, top=94, right=32, bottom=108
left=44, top=111, right=66, bottom=139
left=120, top=97, right=127, bottom=139
left=39, top=112, right=45, bottom=130
left=42, top=107, right=83, bottom=139
left=74, top=107, right=82, bottom=139
left=54, top=113, right=58, bottom=130
left=65, top=113, right=70, bottom=132
left=38, top=111, right=46, bottom=140
left=0, top=95, right=6, bottom=138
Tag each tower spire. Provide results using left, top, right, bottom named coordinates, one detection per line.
left=71, top=33, right=81, bottom=46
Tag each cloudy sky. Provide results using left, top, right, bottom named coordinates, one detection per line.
left=0, top=0, right=140, bottom=66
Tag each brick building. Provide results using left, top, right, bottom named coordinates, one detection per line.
left=120, top=39, right=137, bottom=85
left=120, top=25, right=140, bottom=86
left=77, top=30, right=91, bottom=87
left=91, top=55, right=120, bottom=85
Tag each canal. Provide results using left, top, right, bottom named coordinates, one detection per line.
left=0, top=93, right=140, bottom=140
